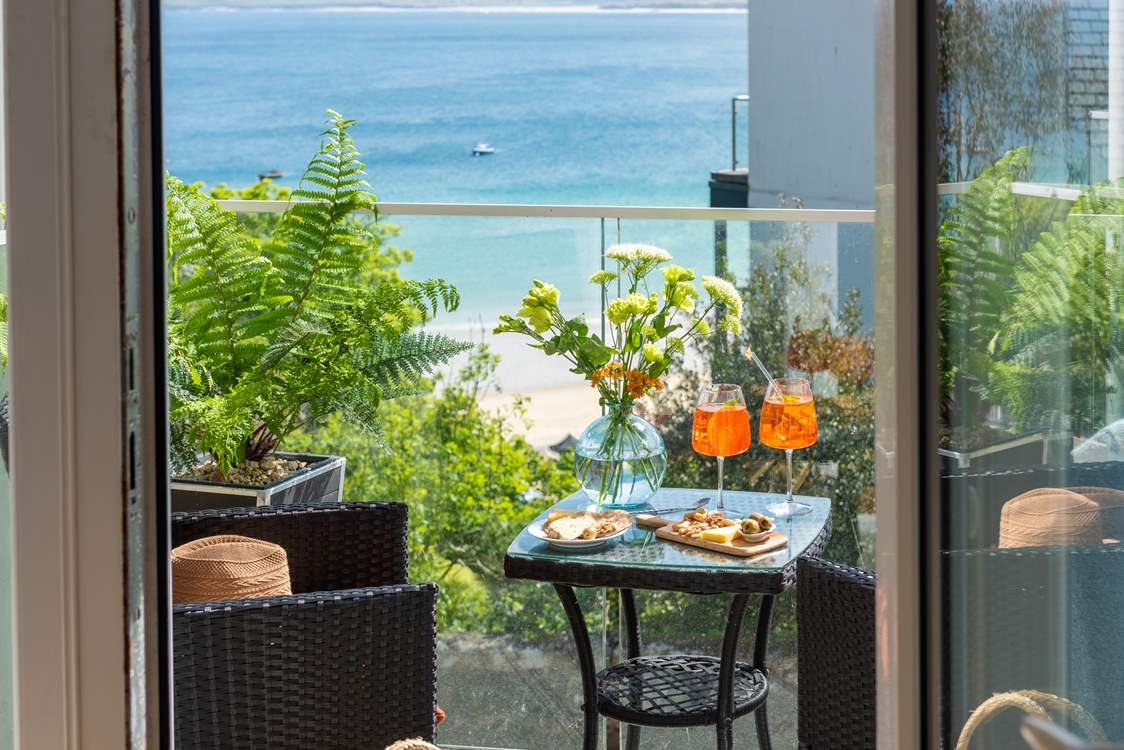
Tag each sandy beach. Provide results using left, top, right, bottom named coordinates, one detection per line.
left=479, top=382, right=602, bottom=450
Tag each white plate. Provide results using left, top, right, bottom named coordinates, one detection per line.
left=528, top=519, right=630, bottom=551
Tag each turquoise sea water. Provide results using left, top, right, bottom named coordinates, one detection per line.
left=163, top=9, right=749, bottom=387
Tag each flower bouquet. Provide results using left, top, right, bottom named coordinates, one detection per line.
left=495, top=244, right=744, bottom=508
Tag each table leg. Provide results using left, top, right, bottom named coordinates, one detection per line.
left=753, top=595, right=776, bottom=750
left=716, top=594, right=750, bottom=750
left=554, top=584, right=599, bottom=750
left=620, top=589, right=641, bottom=750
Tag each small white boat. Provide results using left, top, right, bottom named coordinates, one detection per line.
left=472, top=142, right=496, bottom=156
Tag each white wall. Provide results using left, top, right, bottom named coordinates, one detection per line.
left=748, top=0, right=875, bottom=210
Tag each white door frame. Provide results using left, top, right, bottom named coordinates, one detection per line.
left=874, top=0, right=935, bottom=748
left=1, top=0, right=938, bottom=747
left=4, top=0, right=161, bottom=747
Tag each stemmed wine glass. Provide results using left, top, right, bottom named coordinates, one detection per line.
left=692, top=384, right=751, bottom=510
left=760, top=377, right=818, bottom=517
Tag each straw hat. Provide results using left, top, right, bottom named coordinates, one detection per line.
left=172, top=535, right=291, bottom=604
left=385, top=741, right=440, bottom=750
left=998, top=488, right=1104, bottom=548
left=1067, top=486, right=1124, bottom=541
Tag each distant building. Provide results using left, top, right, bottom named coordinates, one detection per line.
left=740, top=0, right=875, bottom=327
left=1066, top=0, right=1109, bottom=182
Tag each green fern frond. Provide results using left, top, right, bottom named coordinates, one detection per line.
left=268, top=111, right=376, bottom=324
left=167, top=175, right=287, bottom=386
left=356, top=331, right=472, bottom=386
left=167, top=112, right=467, bottom=468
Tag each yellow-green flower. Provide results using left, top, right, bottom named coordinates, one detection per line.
left=518, top=304, right=552, bottom=333
left=625, top=292, right=651, bottom=315
left=523, top=280, right=560, bottom=308
left=589, top=270, right=617, bottom=285
left=641, top=323, right=658, bottom=339
left=669, top=283, right=698, bottom=312
left=666, top=338, right=685, bottom=355
left=643, top=343, right=664, bottom=363
left=718, top=315, right=743, bottom=336
left=662, top=264, right=695, bottom=284
left=693, top=318, right=711, bottom=336
left=606, top=298, right=632, bottom=325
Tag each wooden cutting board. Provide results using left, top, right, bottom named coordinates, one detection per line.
left=634, top=514, right=789, bottom=558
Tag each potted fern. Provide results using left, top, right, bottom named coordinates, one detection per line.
left=168, top=111, right=467, bottom=511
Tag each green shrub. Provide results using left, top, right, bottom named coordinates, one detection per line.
left=288, top=345, right=581, bottom=634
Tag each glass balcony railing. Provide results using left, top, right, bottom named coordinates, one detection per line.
left=219, top=199, right=874, bottom=749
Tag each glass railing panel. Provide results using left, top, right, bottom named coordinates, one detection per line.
left=610, top=215, right=872, bottom=750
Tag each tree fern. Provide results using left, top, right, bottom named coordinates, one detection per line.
left=938, top=148, right=1029, bottom=427
left=993, top=185, right=1124, bottom=431
left=268, top=110, right=375, bottom=324
left=167, top=176, right=288, bottom=387
left=356, top=331, right=470, bottom=387
left=167, top=111, right=466, bottom=476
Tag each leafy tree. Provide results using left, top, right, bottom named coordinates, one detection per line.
left=288, top=345, right=581, bottom=633
left=937, top=0, right=1067, bottom=182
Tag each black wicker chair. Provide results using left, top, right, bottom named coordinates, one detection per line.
left=172, top=502, right=438, bottom=750
left=796, top=556, right=876, bottom=750
left=946, top=543, right=1124, bottom=748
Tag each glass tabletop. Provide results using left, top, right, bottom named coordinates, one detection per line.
left=506, top=487, right=831, bottom=573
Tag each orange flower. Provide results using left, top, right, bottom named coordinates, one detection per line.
left=590, top=364, right=663, bottom=398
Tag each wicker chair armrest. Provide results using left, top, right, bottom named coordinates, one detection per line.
left=173, top=583, right=437, bottom=750
left=799, top=556, right=876, bottom=591
left=171, top=502, right=410, bottom=592
left=797, top=557, right=876, bottom=750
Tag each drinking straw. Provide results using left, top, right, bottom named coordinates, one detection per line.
left=744, top=346, right=776, bottom=385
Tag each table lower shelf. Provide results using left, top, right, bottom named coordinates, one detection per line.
left=596, top=655, right=769, bottom=728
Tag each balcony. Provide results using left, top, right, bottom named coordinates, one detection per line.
left=163, top=157, right=1124, bottom=749
left=176, top=196, right=877, bottom=750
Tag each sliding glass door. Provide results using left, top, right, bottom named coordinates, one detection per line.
left=936, top=1, right=1124, bottom=746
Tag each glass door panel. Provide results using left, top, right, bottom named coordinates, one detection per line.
left=938, top=1, right=1124, bottom=746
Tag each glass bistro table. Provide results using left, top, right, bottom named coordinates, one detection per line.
left=504, top=487, right=831, bottom=750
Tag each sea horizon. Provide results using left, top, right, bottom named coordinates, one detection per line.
left=177, top=5, right=746, bottom=12
left=164, top=8, right=747, bottom=391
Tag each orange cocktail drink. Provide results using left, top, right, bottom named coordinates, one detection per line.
left=759, top=393, right=817, bottom=450
left=693, top=383, right=749, bottom=510
left=760, top=377, right=818, bottom=517
left=692, top=403, right=751, bottom=457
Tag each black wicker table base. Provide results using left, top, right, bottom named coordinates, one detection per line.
left=598, top=655, right=769, bottom=725
left=555, top=585, right=776, bottom=750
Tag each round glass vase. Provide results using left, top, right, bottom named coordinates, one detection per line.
left=574, top=403, right=667, bottom=510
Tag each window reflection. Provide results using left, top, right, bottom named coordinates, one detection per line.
left=939, top=1, right=1124, bottom=746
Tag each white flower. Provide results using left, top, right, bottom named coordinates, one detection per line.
left=701, top=276, right=743, bottom=318
left=605, top=243, right=672, bottom=264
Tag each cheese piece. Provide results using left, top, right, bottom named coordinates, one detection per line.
left=699, top=525, right=740, bottom=543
